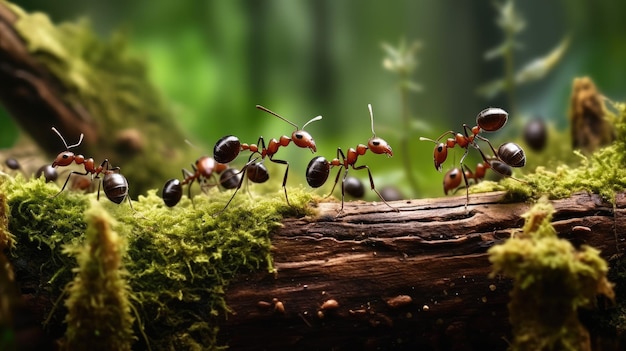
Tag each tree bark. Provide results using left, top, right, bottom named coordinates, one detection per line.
left=219, top=191, right=625, bottom=351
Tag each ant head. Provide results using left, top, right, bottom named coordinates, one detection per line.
left=366, top=104, right=393, bottom=157
left=51, top=151, right=76, bottom=167
left=292, top=115, right=322, bottom=152
left=51, top=127, right=84, bottom=167
left=256, top=105, right=322, bottom=153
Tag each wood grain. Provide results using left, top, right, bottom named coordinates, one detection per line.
left=219, top=192, right=625, bottom=350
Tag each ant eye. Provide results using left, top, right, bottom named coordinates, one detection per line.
left=62, top=154, right=69, bottom=159
left=295, top=133, right=303, bottom=140
left=372, top=140, right=380, bottom=146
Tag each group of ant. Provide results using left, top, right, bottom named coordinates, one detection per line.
left=10, top=104, right=525, bottom=214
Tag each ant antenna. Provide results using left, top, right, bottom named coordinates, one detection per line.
left=368, top=104, right=377, bottom=137
left=51, top=127, right=83, bottom=150
left=256, top=105, right=322, bottom=131
left=302, top=115, right=323, bottom=130
left=419, top=136, right=437, bottom=144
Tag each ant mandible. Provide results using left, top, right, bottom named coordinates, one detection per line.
left=162, top=156, right=241, bottom=207
left=305, top=104, right=398, bottom=214
left=50, top=127, right=131, bottom=206
left=420, top=107, right=526, bottom=206
left=212, top=105, right=322, bottom=211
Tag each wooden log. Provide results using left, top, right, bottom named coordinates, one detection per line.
left=219, top=191, right=625, bottom=350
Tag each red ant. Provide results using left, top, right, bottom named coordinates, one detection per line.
left=161, top=156, right=240, bottom=207
left=50, top=127, right=131, bottom=206
left=212, top=105, right=322, bottom=212
left=420, top=107, right=526, bottom=206
left=305, top=104, right=398, bottom=214
left=442, top=159, right=512, bottom=195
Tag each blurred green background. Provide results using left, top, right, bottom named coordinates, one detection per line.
left=1, top=0, right=625, bottom=199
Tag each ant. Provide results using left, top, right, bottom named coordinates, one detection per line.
left=162, top=156, right=242, bottom=207
left=50, top=127, right=132, bottom=207
left=305, top=104, right=398, bottom=214
left=420, top=107, right=526, bottom=206
left=212, top=105, right=322, bottom=212
left=442, top=158, right=512, bottom=195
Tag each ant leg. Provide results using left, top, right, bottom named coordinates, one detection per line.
left=352, top=164, right=399, bottom=212
left=269, top=157, right=290, bottom=206
left=55, top=170, right=90, bottom=197
left=214, top=157, right=258, bottom=216
left=325, top=166, right=343, bottom=199
left=458, top=148, right=471, bottom=209
left=474, top=134, right=499, bottom=157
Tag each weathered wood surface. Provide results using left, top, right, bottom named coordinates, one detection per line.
left=219, top=191, right=625, bottom=351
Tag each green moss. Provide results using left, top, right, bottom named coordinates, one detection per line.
left=0, top=174, right=314, bottom=350
left=488, top=197, right=615, bottom=351
left=62, top=200, right=135, bottom=351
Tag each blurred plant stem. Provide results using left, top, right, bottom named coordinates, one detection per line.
left=478, top=0, right=569, bottom=115
left=382, top=39, right=422, bottom=197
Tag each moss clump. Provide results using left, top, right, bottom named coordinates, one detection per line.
left=488, top=197, right=615, bottom=351
left=470, top=101, right=626, bottom=203
left=62, top=200, right=135, bottom=351
left=0, top=173, right=314, bottom=350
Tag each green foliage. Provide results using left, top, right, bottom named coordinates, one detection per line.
left=0, top=173, right=314, bottom=350
left=489, top=197, right=614, bottom=351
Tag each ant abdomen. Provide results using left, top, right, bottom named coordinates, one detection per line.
left=162, top=179, right=183, bottom=207
left=306, top=156, right=330, bottom=188
left=489, top=160, right=513, bottom=177
left=247, top=162, right=269, bottom=183
left=497, top=142, right=526, bottom=168
left=213, top=135, right=241, bottom=164
left=477, top=107, right=508, bottom=132
left=103, top=172, right=129, bottom=204
left=443, top=168, right=463, bottom=195
left=219, top=168, right=242, bottom=189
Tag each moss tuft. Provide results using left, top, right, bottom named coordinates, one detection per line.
left=488, top=197, right=614, bottom=351
left=62, top=200, right=135, bottom=350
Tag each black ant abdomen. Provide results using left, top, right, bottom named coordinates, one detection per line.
left=497, top=142, right=526, bottom=168
left=344, top=176, right=365, bottom=198
left=102, top=172, right=129, bottom=204
left=219, top=168, right=241, bottom=189
left=489, top=160, right=513, bottom=177
left=162, top=178, right=183, bottom=207
left=247, top=162, right=269, bottom=183
left=305, top=156, right=330, bottom=188
left=35, top=164, right=59, bottom=183
left=477, top=107, right=508, bottom=132
left=5, top=158, right=20, bottom=170
left=213, top=135, right=241, bottom=164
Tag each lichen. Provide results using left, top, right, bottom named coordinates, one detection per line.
left=488, top=197, right=615, bottom=351
left=0, top=173, right=314, bottom=350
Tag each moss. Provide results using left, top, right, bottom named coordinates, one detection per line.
left=488, top=197, right=615, bottom=351
left=0, top=173, right=314, bottom=350
left=62, top=200, right=135, bottom=351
